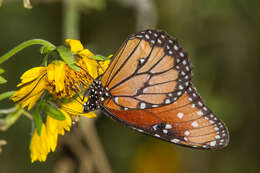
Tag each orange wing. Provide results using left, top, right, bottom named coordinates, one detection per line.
left=101, top=29, right=192, bottom=110
left=100, top=29, right=229, bottom=149
left=103, top=85, right=229, bottom=149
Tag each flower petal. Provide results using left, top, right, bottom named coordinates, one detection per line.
left=60, top=96, right=97, bottom=118
left=17, top=67, right=46, bottom=87
left=79, top=49, right=95, bottom=57
left=11, top=73, right=47, bottom=110
left=54, top=62, right=66, bottom=92
left=65, top=39, right=84, bottom=53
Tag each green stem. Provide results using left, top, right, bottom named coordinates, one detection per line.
left=21, top=109, right=33, bottom=120
left=63, top=0, right=80, bottom=39
left=0, top=39, right=56, bottom=64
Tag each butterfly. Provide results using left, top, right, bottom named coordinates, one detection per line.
left=83, top=29, right=229, bottom=149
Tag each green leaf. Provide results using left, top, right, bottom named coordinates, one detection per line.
left=88, top=54, right=110, bottom=61
left=56, top=45, right=80, bottom=71
left=0, top=68, right=5, bottom=74
left=32, top=111, right=42, bottom=135
left=0, top=91, right=15, bottom=101
left=41, top=102, right=66, bottom=120
left=0, top=76, right=6, bottom=84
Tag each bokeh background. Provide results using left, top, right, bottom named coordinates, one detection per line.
left=0, top=0, right=259, bottom=173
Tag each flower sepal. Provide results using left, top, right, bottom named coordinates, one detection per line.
left=32, top=108, right=43, bottom=136
left=39, top=101, right=66, bottom=121
left=87, top=54, right=110, bottom=61
left=56, top=45, right=80, bottom=71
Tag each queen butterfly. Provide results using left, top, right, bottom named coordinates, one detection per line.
left=83, top=29, right=229, bottom=149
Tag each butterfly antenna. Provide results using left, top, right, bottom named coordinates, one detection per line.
left=97, top=61, right=104, bottom=78
left=75, top=64, right=95, bottom=81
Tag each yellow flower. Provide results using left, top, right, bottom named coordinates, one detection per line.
left=12, top=39, right=112, bottom=163
left=46, top=60, right=93, bottom=98
left=30, top=112, right=72, bottom=163
left=30, top=123, right=49, bottom=162
left=11, top=39, right=111, bottom=110
left=29, top=96, right=96, bottom=163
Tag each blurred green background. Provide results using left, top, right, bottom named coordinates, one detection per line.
left=0, top=0, right=259, bottom=173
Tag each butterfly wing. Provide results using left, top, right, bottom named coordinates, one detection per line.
left=102, top=29, right=192, bottom=110
left=101, top=29, right=229, bottom=149
left=102, top=85, right=229, bottom=149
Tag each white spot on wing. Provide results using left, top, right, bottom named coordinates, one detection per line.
left=177, top=112, right=184, bottom=119
left=179, top=85, right=184, bottom=90
left=165, top=124, right=172, bottom=129
left=171, top=139, right=180, bottom=143
left=140, top=102, right=146, bottom=109
left=163, top=129, right=168, bottom=134
left=152, top=124, right=158, bottom=130
left=210, top=141, right=216, bottom=146
left=165, top=98, right=171, bottom=104
left=191, top=121, right=199, bottom=127
left=184, top=130, right=190, bottom=136
left=115, top=97, right=119, bottom=104
left=137, top=129, right=144, bottom=132
left=197, top=110, right=203, bottom=116
left=143, top=87, right=148, bottom=93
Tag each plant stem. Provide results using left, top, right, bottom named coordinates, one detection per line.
left=21, top=109, right=33, bottom=120
left=0, top=39, right=56, bottom=64
left=63, top=1, right=112, bottom=172
left=63, top=0, right=80, bottom=39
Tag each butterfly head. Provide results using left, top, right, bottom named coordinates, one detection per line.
left=83, top=79, right=108, bottom=113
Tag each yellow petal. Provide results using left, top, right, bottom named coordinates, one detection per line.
left=65, top=39, right=84, bottom=53
left=60, top=96, right=96, bottom=118
left=98, top=59, right=110, bottom=75
left=47, top=63, right=55, bottom=82
left=81, top=111, right=96, bottom=118
left=79, top=49, right=95, bottom=57
left=54, top=62, right=66, bottom=92
left=11, top=73, right=47, bottom=110
left=30, top=124, right=49, bottom=163
left=82, top=57, right=99, bottom=78
left=17, top=67, right=46, bottom=87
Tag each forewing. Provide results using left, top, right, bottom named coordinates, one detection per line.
left=101, top=29, right=192, bottom=110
